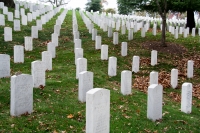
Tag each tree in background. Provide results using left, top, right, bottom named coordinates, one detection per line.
left=1, top=0, right=15, bottom=8
left=39, top=0, right=71, bottom=7
left=104, top=8, right=116, bottom=14
left=117, top=0, right=200, bottom=47
left=117, top=0, right=133, bottom=15
left=75, top=7, right=80, bottom=11
left=117, top=0, right=173, bottom=46
left=85, top=0, right=102, bottom=12
left=105, top=8, right=116, bottom=14
left=171, top=0, right=200, bottom=31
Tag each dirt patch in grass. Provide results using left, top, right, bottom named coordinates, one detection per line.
left=142, top=41, right=187, bottom=54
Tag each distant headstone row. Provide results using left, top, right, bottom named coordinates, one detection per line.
left=0, top=2, right=68, bottom=116
left=70, top=10, right=195, bottom=132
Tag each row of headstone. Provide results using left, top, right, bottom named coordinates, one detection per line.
left=80, top=11, right=194, bottom=125
left=0, top=1, right=53, bottom=26
left=3, top=7, right=62, bottom=42
left=119, top=62, right=192, bottom=96
left=84, top=83, right=192, bottom=132
left=81, top=10, right=196, bottom=81
left=85, top=10, right=200, bottom=40
left=8, top=7, right=68, bottom=117
left=8, top=9, right=196, bottom=130
left=30, top=9, right=68, bottom=87
left=147, top=82, right=192, bottom=121
left=81, top=10, right=195, bottom=84
left=73, top=10, right=95, bottom=106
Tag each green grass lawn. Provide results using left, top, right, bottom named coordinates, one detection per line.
left=0, top=8, right=200, bottom=132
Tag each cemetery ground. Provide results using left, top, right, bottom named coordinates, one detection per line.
left=0, top=9, right=200, bottom=132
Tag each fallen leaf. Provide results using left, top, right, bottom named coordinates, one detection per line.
left=67, top=114, right=74, bottom=119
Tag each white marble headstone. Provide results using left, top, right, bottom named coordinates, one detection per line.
left=132, top=56, right=140, bottom=73
left=27, top=13, right=32, bottom=22
left=76, top=58, right=87, bottom=79
left=24, top=37, right=33, bottom=51
left=113, top=32, right=118, bottom=45
left=0, top=2, right=4, bottom=9
left=86, top=88, right=110, bottom=133
left=151, top=50, right=157, bottom=66
left=147, top=84, right=163, bottom=121
left=112, top=21, right=115, bottom=28
left=128, top=29, right=133, bottom=40
left=36, top=20, right=42, bottom=30
left=101, top=45, right=108, bottom=60
left=192, top=28, right=195, bottom=37
left=89, top=23, right=94, bottom=33
left=108, top=56, right=117, bottom=76
left=179, top=27, right=183, bottom=34
left=121, top=70, right=132, bottom=95
left=107, top=27, right=113, bottom=37
left=14, top=45, right=24, bottom=63
left=42, top=51, right=52, bottom=71
left=121, top=25, right=126, bottom=35
left=54, top=25, right=60, bottom=36
left=15, top=10, right=20, bottom=18
left=56, top=19, right=61, bottom=26
left=7, top=12, right=13, bottom=21
left=31, top=60, right=45, bottom=88
left=141, top=27, right=146, bottom=37
left=31, top=26, right=38, bottom=39
left=174, top=28, right=178, bottom=39
left=0, top=54, right=10, bottom=78
left=73, top=24, right=78, bottom=33
left=171, top=69, right=178, bottom=89
left=74, top=39, right=82, bottom=52
left=78, top=71, right=93, bottom=102
left=14, top=19, right=21, bottom=31
left=51, top=33, right=58, bottom=47
left=21, top=15, right=27, bottom=25
left=181, top=83, right=192, bottom=114
left=32, top=10, right=36, bottom=16
left=75, top=48, right=83, bottom=65
left=121, top=42, right=127, bottom=56
left=103, top=23, right=107, bottom=32
left=0, top=14, right=5, bottom=26
left=20, top=8, right=25, bottom=16
left=183, top=28, right=187, bottom=38
left=92, top=29, right=97, bottom=41
left=187, top=60, right=193, bottom=78
left=4, top=27, right=12, bottom=42
left=15, top=4, right=19, bottom=10
left=10, top=74, right=33, bottom=116
left=3, top=6, right=8, bottom=15
left=47, top=42, right=56, bottom=58
left=73, top=31, right=79, bottom=42
left=95, top=36, right=101, bottom=50
left=150, top=71, right=158, bottom=85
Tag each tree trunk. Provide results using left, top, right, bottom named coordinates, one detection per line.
left=161, top=17, right=167, bottom=47
left=1, top=0, right=15, bottom=8
left=186, top=9, right=195, bottom=32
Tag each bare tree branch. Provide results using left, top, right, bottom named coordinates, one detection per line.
left=58, top=0, right=71, bottom=6
left=39, top=0, right=71, bottom=7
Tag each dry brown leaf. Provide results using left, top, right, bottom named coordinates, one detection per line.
left=67, top=114, right=74, bottom=119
